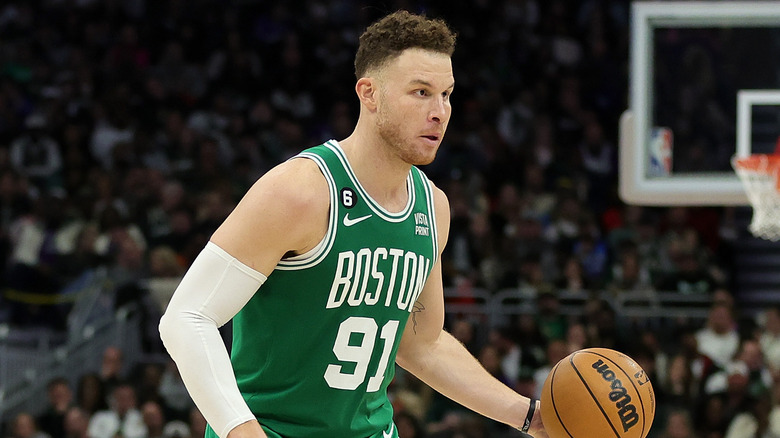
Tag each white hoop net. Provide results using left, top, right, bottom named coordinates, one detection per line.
left=732, top=154, right=780, bottom=241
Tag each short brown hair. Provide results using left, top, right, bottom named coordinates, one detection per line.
left=354, top=10, right=457, bottom=79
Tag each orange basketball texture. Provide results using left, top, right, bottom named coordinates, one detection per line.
left=541, top=348, right=655, bottom=438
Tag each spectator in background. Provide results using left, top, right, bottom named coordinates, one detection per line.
left=8, top=113, right=63, bottom=192
left=145, top=245, right=187, bottom=333
left=657, top=207, right=714, bottom=279
left=442, top=190, right=494, bottom=289
left=143, top=179, right=188, bottom=249
left=677, top=328, right=718, bottom=394
left=656, top=250, right=719, bottom=295
left=57, top=222, right=101, bottom=281
left=147, top=244, right=185, bottom=279
left=99, top=346, right=125, bottom=395
left=63, top=407, right=90, bottom=438
left=448, top=317, right=479, bottom=356
left=162, top=422, right=191, bottom=438
left=37, top=377, right=74, bottom=438
left=555, top=256, right=592, bottom=293
left=394, top=411, right=426, bottom=438
left=187, top=407, right=207, bottom=438
left=723, top=392, right=780, bottom=438
left=758, top=306, right=780, bottom=374
left=157, top=360, right=194, bottom=422
left=75, top=373, right=108, bottom=416
left=543, top=194, right=582, bottom=254
left=0, top=170, right=32, bottom=231
left=564, top=322, right=589, bottom=354
left=89, top=92, right=136, bottom=171
left=487, top=326, right=522, bottom=388
left=518, top=162, right=556, bottom=223
left=662, top=353, right=699, bottom=408
left=87, top=382, right=146, bottom=438
left=532, top=339, right=569, bottom=400
left=515, top=314, right=547, bottom=377
left=535, top=291, right=568, bottom=343
left=4, top=191, right=70, bottom=329
left=738, top=339, right=773, bottom=398
left=695, top=392, right=729, bottom=438
left=105, top=24, right=150, bottom=79
left=696, top=303, right=740, bottom=369
left=92, top=204, right=147, bottom=264
left=571, top=215, right=609, bottom=287
left=659, top=409, right=698, bottom=438
left=6, top=412, right=51, bottom=438
left=477, top=344, right=514, bottom=388
left=507, top=216, right=552, bottom=289
left=134, top=362, right=165, bottom=407
left=389, top=371, right=433, bottom=427
left=703, top=361, right=754, bottom=434
left=577, top=113, right=616, bottom=215
left=704, top=339, right=772, bottom=399
left=154, top=207, right=198, bottom=262
left=140, top=400, right=169, bottom=438
left=606, top=204, right=646, bottom=253
left=153, top=40, right=208, bottom=105
left=583, top=298, right=621, bottom=350
left=607, top=242, right=654, bottom=294
left=516, top=253, right=553, bottom=293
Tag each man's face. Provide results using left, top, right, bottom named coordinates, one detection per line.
left=113, top=386, right=136, bottom=414
left=373, top=48, right=454, bottom=166
left=49, top=382, right=72, bottom=407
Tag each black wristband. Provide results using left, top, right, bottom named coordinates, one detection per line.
left=521, top=398, right=538, bottom=433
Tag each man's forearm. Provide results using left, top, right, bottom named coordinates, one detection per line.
left=396, top=330, right=532, bottom=429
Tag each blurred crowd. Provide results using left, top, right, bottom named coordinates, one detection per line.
left=1, top=1, right=776, bottom=438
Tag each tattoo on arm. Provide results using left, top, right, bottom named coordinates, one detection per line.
left=411, top=302, right=425, bottom=334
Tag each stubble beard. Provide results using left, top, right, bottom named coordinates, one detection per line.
left=376, top=109, right=438, bottom=166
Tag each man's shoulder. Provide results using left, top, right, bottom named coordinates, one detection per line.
left=257, top=158, right=329, bottom=206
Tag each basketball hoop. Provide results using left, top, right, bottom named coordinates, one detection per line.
left=732, top=154, right=780, bottom=241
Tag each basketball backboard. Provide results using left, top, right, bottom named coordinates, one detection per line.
left=620, top=1, right=780, bottom=205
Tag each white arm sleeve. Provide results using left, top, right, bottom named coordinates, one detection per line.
left=159, top=241, right=267, bottom=438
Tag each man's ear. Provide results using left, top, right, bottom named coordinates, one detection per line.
left=355, top=77, right=378, bottom=112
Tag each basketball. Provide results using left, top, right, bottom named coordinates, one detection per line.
left=540, top=348, right=655, bottom=438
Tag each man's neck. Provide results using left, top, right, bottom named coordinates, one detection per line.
left=338, top=131, right=411, bottom=212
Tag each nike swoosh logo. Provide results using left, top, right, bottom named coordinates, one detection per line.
left=343, top=213, right=372, bottom=227
left=382, top=423, right=394, bottom=438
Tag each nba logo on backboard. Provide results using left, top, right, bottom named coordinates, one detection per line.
left=648, top=127, right=673, bottom=177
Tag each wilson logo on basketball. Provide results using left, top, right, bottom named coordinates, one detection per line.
left=592, top=359, right=639, bottom=432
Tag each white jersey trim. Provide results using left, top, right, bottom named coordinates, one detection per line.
left=275, top=152, right=338, bottom=270
left=416, top=167, right=439, bottom=266
left=325, top=140, right=415, bottom=223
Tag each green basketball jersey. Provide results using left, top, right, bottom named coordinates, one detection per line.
left=208, top=140, right=439, bottom=438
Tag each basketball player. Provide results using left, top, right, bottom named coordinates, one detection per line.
left=159, top=10, right=548, bottom=438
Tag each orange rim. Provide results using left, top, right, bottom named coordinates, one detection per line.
left=734, top=154, right=780, bottom=192
left=733, top=154, right=780, bottom=172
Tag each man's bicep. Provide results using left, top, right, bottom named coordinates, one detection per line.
left=209, top=183, right=291, bottom=275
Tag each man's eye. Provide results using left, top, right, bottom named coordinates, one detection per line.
left=416, top=90, right=427, bottom=96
